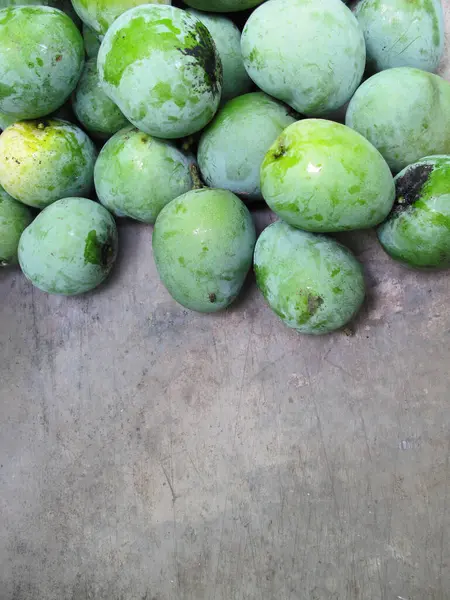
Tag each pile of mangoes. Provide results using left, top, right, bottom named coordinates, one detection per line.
left=0, top=0, right=448, bottom=334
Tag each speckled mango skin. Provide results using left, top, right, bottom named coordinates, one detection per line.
left=153, top=188, right=256, bottom=313
left=18, top=197, right=118, bottom=295
left=261, top=119, right=395, bottom=232
left=73, top=59, right=129, bottom=140
left=346, top=68, right=450, bottom=174
left=186, top=10, right=252, bottom=103
left=354, top=0, right=444, bottom=73
left=72, top=0, right=171, bottom=36
left=0, top=7, right=84, bottom=119
left=183, top=0, right=264, bottom=11
left=0, top=0, right=81, bottom=26
left=98, top=5, right=222, bottom=139
left=0, top=186, right=33, bottom=266
left=95, top=126, right=194, bottom=224
left=241, top=0, right=366, bottom=116
left=254, top=221, right=366, bottom=334
left=198, top=92, right=297, bottom=202
left=83, top=24, right=102, bottom=58
left=378, top=156, right=450, bottom=269
left=0, top=120, right=97, bottom=209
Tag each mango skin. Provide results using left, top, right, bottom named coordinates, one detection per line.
left=354, top=0, right=444, bottom=73
left=254, top=221, right=365, bottom=334
left=0, top=120, right=97, bottom=209
left=95, top=126, right=194, bottom=224
left=241, top=0, right=366, bottom=116
left=153, top=188, right=256, bottom=313
left=18, top=197, right=118, bottom=296
left=72, top=58, right=129, bottom=140
left=198, top=93, right=297, bottom=202
left=83, top=24, right=101, bottom=58
left=0, top=7, right=84, bottom=119
left=184, top=0, right=264, bottom=10
left=261, top=119, right=395, bottom=232
left=72, top=0, right=171, bottom=36
left=378, top=155, right=450, bottom=269
left=346, top=67, right=450, bottom=174
left=0, top=187, right=33, bottom=266
left=186, top=9, right=252, bottom=103
left=98, top=5, right=222, bottom=139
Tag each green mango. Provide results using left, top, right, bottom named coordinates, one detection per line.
left=241, top=0, right=365, bottom=116
left=354, top=0, right=444, bottom=73
left=72, top=0, right=171, bottom=35
left=198, top=92, right=297, bottom=202
left=186, top=9, right=252, bottom=103
left=346, top=67, right=450, bottom=173
left=72, top=58, right=129, bottom=140
left=95, top=126, right=195, bottom=224
left=378, top=155, right=450, bottom=269
left=183, top=0, right=264, bottom=11
left=153, top=188, right=256, bottom=312
left=98, top=5, right=222, bottom=139
left=19, top=197, right=118, bottom=295
left=0, top=186, right=33, bottom=266
left=83, top=24, right=102, bottom=58
left=0, top=7, right=84, bottom=119
left=254, top=221, right=365, bottom=334
left=0, top=119, right=97, bottom=209
left=261, top=119, right=395, bottom=231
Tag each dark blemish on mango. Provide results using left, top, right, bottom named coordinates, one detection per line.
left=209, top=292, right=217, bottom=303
left=178, top=22, right=220, bottom=95
left=307, top=294, right=323, bottom=315
left=272, top=139, right=287, bottom=160
left=394, top=163, right=433, bottom=214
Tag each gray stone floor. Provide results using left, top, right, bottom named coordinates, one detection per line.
left=2, top=5, right=450, bottom=600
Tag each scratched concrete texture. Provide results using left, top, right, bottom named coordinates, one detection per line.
left=2, top=5, right=450, bottom=600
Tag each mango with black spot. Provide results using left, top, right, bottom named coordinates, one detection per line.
left=98, top=4, right=222, bottom=139
left=18, top=197, right=118, bottom=295
left=254, top=221, right=365, bottom=334
left=153, top=188, right=256, bottom=313
left=378, top=156, right=450, bottom=269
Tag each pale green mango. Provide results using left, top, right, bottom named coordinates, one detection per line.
left=198, top=92, right=297, bottom=202
left=0, top=7, right=84, bottom=119
left=241, top=0, right=366, bottom=116
left=153, top=188, right=256, bottom=312
left=354, top=0, right=444, bottom=73
left=19, top=197, right=118, bottom=295
left=346, top=67, right=450, bottom=173
left=254, top=221, right=365, bottom=334
left=72, top=58, right=129, bottom=140
left=95, top=126, right=194, bottom=223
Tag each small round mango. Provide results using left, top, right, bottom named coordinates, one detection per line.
left=153, top=188, right=256, bottom=313
left=18, top=197, right=118, bottom=296
left=254, top=221, right=365, bottom=335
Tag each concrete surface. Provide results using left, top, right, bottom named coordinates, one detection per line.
left=2, top=6, right=450, bottom=600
